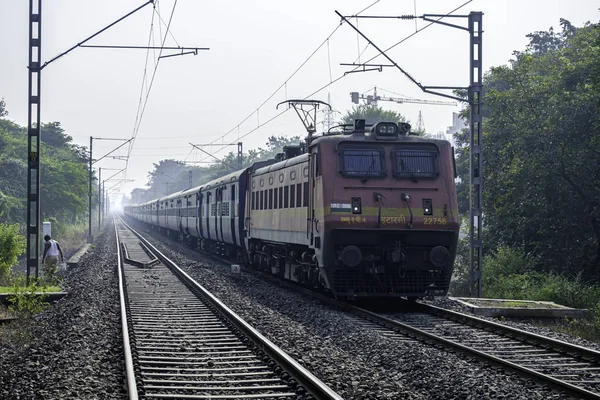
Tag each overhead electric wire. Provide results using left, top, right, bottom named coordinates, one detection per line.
left=120, top=0, right=472, bottom=195
left=196, top=0, right=382, bottom=165
left=122, top=0, right=179, bottom=191
left=237, top=0, right=474, bottom=149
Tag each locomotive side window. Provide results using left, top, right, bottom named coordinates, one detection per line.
left=392, top=146, right=439, bottom=179
left=340, top=147, right=385, bottom=178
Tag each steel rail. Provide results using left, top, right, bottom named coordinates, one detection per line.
left=416, top=302, right=600, bottom=362
left=346, top=305, right=600, bottom=399
left=115, top=221, right=139, bottom=400
left=117, top=216, right=343, bottom=400
left=122, top=216, right=600, bottom=398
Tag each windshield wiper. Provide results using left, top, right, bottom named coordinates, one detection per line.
left=362, top=157, right=376, bottom=183
left=400, top=159, right=418, bottom=183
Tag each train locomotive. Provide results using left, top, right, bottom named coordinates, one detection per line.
left=124, top=119, right=459, bottom=299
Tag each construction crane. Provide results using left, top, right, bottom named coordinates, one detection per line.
left=350, top=87, right=457, bottom=107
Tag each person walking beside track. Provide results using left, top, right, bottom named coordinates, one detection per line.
left=42, top=235, right=64, bottom=283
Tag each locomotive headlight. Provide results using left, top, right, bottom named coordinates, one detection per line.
left=351, top=197, right=362, bottom=214
left=373, top=122, right=399, bottom=136
left=423, top=199, right=433, bottom=215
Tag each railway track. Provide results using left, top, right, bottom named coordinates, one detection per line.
left=351, top=302, right=600, bottom=399
left=123, top=217, right=600, bottom=398
left=115, top=218, right=342, bottom=400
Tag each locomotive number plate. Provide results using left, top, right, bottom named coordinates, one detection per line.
left=424, top=217, right=448, bottom=225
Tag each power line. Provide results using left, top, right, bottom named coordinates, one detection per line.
left=123, top=0, right=180, bottom=190
left=196, top=0, right=382, bottom=165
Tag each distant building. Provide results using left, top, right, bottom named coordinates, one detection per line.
left=445, top=112, right=468, bottom=147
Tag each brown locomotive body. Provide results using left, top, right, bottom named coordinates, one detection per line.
left=246, top=122, right=459, bottom=298
left=126, top=121, right=458, bottom=299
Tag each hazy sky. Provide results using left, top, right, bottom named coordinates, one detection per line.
left=1, top=0, right=598, bottom=199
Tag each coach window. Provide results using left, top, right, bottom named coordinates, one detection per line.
left=231, top=184, right=235, bottom=201
left=274, top=187, right=278, bottom=209
left=278, top=187, right=283, bottom=208
left=296, top=183, right=302, bottom=207
left=339, top=146, right=385, bottom=178
left=260, top=190, right=264, bottom=210
left=284, top=186, right=289, bottom=208
left=303, top=182, right=309, bottom=206
left=290, top=185, right=296, bottom=208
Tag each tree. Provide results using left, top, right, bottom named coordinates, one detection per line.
left=0, top=223, right=26, bottom=282
left=340, top=104, right=407, bottom=126
left=0, top=98, right=7, bottom=118
left=454, top=20, right=600, bottom=281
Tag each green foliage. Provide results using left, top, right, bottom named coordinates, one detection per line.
left=0, top=223, right=26, bottom=283
left=0, top=108, right=94, bottom=227
left=6, top=276, right=50, bottom=319
left=0, top=98, right=7, bottom=118
left=340, top=104, right=407, bottom=126
left=454, top=20, right=600, bottom=280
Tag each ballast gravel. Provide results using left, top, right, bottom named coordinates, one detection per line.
left=0, top=218, right=581, bottom=399
left=0, top=230, right=125, bottom=400
left=135, top=222, right=575, bottom=400
left=423, top=297, right=600, bottom=352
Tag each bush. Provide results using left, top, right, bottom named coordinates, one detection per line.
left=0, top=222, right=25, bottom=283
left=7, top=275, right=50, bottom=318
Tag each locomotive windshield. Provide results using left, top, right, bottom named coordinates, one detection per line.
left=340, top=147, right=385, bottom=178
left=392, top=147, right=439, bottom=179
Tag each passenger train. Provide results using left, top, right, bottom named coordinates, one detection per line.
left=124, top=120, right=459, bottom=299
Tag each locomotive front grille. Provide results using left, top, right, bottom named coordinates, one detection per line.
left=332, top=269, right=449, bottom=298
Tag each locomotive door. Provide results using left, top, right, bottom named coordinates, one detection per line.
left=307, top=152, right=316, bottom=245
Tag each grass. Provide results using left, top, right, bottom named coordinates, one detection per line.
left=0, top=285, right=61, bottom=293
left=460, top=299, right=564, bottom=309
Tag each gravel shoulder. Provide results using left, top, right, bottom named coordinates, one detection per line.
left=0, top=229, right=125, bottom=400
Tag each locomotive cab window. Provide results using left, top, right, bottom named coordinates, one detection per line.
left=392, top=146, right=439, bottom=180
left=339, top=146, right=385, bottom=178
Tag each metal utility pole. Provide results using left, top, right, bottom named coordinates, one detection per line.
left=237, top=142, right=243, bottom=169
left=24, top=0, right=208, bottom=284
left=88, top=136, right=93, bottom=242
left=26, top=0, right=42, bottom=283
left=468, top=13, right=484, bottom=297
left=98, top=167, right=102, bottom=231
left=336, top=10, right=484, bottom=297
